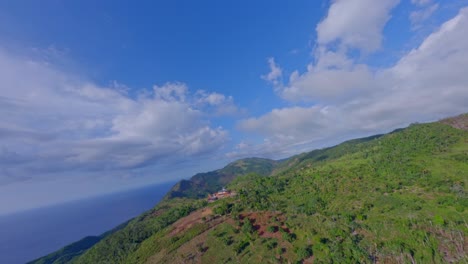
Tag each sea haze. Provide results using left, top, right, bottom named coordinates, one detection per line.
left=0, top=181, right=176, bottom=264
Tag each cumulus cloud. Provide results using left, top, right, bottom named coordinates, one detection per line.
left=282, top=49, right=375, bottom=102
left=316, top=0, right=400, bottom=52
left=233, top=106, right=336, bottom=158
left=269, top=0, right=400, bottom=102
left=194, top=90, right=238, bottom=115
left=0, top=49, right=232, bottom=185
left=236, top=6, right=468, bottom=159
left=239, top=106, right=327, bottom=140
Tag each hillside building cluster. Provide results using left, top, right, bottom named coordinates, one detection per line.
left=207, top=187, right=236, bottom=202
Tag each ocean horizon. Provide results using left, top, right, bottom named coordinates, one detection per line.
left=0, top=181, right=176, bottom=264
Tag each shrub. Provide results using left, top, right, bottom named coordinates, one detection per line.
left=213, top=202, right=231, bottom=215
left=266, top=239, right=278, bottom=249
left=221, top=236, right=233, bottom=246
left=234, top=240, right=250, bottom=254
left=242, top=219, right=254, bottom=234
left=295, top=246, right=313, bottom=259
left=282, top=232, right=296, bottom=242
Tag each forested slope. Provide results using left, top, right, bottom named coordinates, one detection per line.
left=33, top=115, right=468, bottom=263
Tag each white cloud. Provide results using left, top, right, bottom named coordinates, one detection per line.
left=281, top=49, right=374, bottom=103
left=410, top=3, right=439, bottom=30
left=239, top=106, right=327, bottom=140
left=153, top=82, right=188, bottom=102
left=316, top=0, right=400, bottom=52
left=194, top=90, right=238, bottom=116
left=261, top=57, right=283, bottom=86
left=236, top=7, right=468, bottom=159
left=198, top=92, right=226, bottom=105
left=266, top=0, right=399, bottom=102
left=0, top=49, right=232, bottom=185
left=411, top=0, right=433, bottom=6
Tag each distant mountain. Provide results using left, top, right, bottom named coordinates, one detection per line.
left=32, top=113, right=468, bottom=263
left=165, top=157, right=279, bottom=199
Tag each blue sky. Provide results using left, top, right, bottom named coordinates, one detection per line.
left=0, top=0, right=467, bottom=215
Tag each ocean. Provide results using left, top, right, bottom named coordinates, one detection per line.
left=0, top=181, right=175, bottom=264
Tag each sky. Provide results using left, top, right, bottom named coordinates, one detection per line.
left=0, top=0, right=467, bottom=215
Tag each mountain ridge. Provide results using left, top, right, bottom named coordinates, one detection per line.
left=164, top=157, right=279, bottom=199
left=31, top=113, right=468, bottom=263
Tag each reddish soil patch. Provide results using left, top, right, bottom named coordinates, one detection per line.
left=169, top=208, right=213, bottom=236
left=303, top=255, right=315, bottom=264
left=440, top=114, right=468, bottom=131
left=239, top=211, right=288, bottom=239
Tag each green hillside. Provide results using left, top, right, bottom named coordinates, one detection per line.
left=32, top=115, right=468, bottom=263
left=28, top=221, right=130, bottom=264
